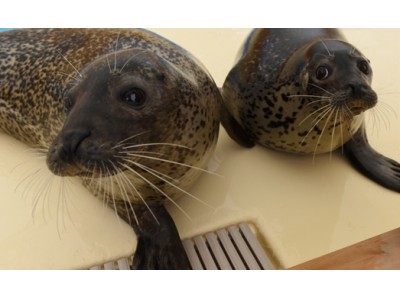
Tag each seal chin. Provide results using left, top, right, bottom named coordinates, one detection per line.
left=349, top=106, right=366, bottom=115
left=46, top=159, right=84, bottom=177
left=349, top=85, right=378, bottom=113
left=347, top=98, right=377, bottom=116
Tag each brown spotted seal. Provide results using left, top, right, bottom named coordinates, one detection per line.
left=222, top=28, right=400, bottom=192
left=0, top=28, right=221, bottom=269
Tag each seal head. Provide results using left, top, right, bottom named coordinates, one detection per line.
left=277, top=39, right=378, bottom=154
left=46, top=48, right=218, bottom=204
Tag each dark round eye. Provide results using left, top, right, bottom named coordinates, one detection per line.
left=315, top=66, right=330, bottom=80
left=358, top=60, right=370, bottom=75
left=121, top=88, right=146, bottom=107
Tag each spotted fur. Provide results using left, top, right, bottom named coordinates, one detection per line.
left=222, top=28, right=400, bottom=194
left=0, top=29, right=221, bottom=269
left=222, top=28, right=376, bottom=155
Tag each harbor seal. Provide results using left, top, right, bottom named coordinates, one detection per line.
left=0, top=29, right=221, bottom=269
left=221, top=28, right=400, bottom=192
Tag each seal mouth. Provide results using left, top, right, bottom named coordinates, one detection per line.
left=346, top=97, right=377, bottom=116
left=349, top=106, right=366, bottom=115
left=332, top=90, right=377, bottom=117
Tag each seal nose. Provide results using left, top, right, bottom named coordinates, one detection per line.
left=58, top=130, right=91, bottom=160
left=46, top=130, right=91, bottom=177
left=349, top=83, right=374, bottom=100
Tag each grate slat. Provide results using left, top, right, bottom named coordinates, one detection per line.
left=117, top=258, right=130, bottom=270
left=193, top=236, right=218, bottom=270
left=205, top=232, right=232, bottom=270
left=182, top=239, right=204, bottom=270
left=239, top=223, right=275, bottom=270
left=216, top=228, right=246, bottom=270
left=104, top=261, right=115, bottom=270
left=228, top=225, right=260, bottom=270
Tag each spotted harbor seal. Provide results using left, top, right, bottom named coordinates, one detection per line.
left=0, top=29, right=221, bottom=269
left=222, top=28, right=400, bottom=192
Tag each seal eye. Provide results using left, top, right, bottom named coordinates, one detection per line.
left=122, top=88, right=146, bottom=108
left=315, top=66, right=330, bottom=80
left=358, top=60, right=370, bottom=75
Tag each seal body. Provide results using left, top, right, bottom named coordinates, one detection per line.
left=0, top=29, right=221, bottom=269
left=222, top=28, right=400, bottom=192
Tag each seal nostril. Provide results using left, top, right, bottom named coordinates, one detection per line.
left=59, top=130, right=91, bottom=160
left=349, top=83, right=359, bottom=98
left=348, top=83, right=372, bottom=100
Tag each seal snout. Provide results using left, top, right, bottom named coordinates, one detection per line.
left=331, top=82, right=377, bottom=117
left=46, top=130, right=91, bottom=177
left=347, top=83, right=378, bottom=114
left=349, top=83, right=377, bottom=102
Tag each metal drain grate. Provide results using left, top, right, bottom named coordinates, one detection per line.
left=90, top=258, right=131, bottom=270
left=90, top=223, right=274, bottom=270
left=182, top=223, right=274, bottom=270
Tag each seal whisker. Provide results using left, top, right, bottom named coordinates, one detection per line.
left=101, top=162, right=111, bottom=209
left=118, top=170, right=157, bottom=225
left=367, top=106, right=383, bottom=133
left=120, top=150, right=170, bottom=158
left=61, top=177, right=75, bottom=227
left=123, top=159, right=179, bottom=183
left=105, top=167, right=120, bottom=222
left=10, top=155, right=44, bottom=176
left=378, top=101, right=397, bottom=119
left=117, top=153, right=222, bottom=177
left=57, top=70, right=81, bottom=83
left=111, top=131, right=150, bottom=150
left=339, top=108, right=345, bottom=154
left=304, top=98, right=332, bottom=107
left=87, top=162, right=98, bottom=190
left=14, top=168, right=43, bottom=193
left=119, top=51, right=146, bottom=74
left=56, top=50, right=83, bottom=78
left=375, top=105, right=391, bottom=131
left=30, top=171, right=54, bottom=223
left=330, top=108, right=340, bottom=160
left=313, top=106, right=335, bottom=162
left=372, top=101, right=397, bottom=131
left=17, top=167, right=54, bottom=211
left=298, top=103, right=332, bottom=126
left=114, top=173, right=140, bottom=226
left=19, top=146, right=47, bottom=157
left=106, top=55, right=112, bottom=74
left=112, top=170, right=132, bottom=226
left=56, top=177, right=66, bottom=238
left=113, top=32, right=121, bottom=73
left=119, top=162, right=193, bottom=221
left=108, top=159, right=138, bottom=226
left=308, top=83, right=334, bottom=95
left=121, top=142, right=192, bottom=151
left=319, top=39, right=333, bottom=57
left=300, top=105, right=332, bottom=146
left=127, top=159, right=214, bottom=209
left=288, top=94, right=331, bottom=99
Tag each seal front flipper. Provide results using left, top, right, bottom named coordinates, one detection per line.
left=129, top=204, right=190, bottom=270
left=344, top=126, right=400, bottom=192
left=221, top=105, right=255, bottom=148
